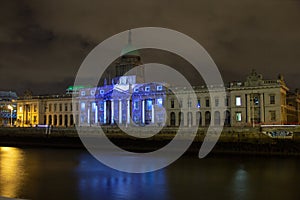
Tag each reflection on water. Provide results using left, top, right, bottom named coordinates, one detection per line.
left=76, top=154, right=168, bottom=200
left=0, top=147, right=300, bottom=200
left=0, top=147, right=25, bottom=198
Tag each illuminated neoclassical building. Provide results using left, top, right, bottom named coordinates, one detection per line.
left=16, top=32, right=300, bottom=127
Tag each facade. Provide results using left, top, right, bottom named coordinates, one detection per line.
left=15, top=71, right=300, bottom=128
left=0, top=91, right=17, bottom=126
left=16, top=94, right=79, bottom=127
left=77, top=62, right=300, bottom=127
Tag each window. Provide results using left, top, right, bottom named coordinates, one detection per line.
left=179, top=100, right=183, bottom=108
left=34, top=104, right=37, bottom=112
left=157, top=85, right=162, bottom=91
left=225, top=97, right=229, bottom=106
left=134, top=101, right=139, bottom=109
left=188, top=100, right=192, bottom=108
left=254, top=96, right=259, bottom=105
left=145, top=86, right=150, bottom=92
left=270, top=111, right=276, bottom=121
left=270, top=95, right=275, bottom=104
left=81, top=91, right=85, bottom=96
left=81, top=103, right=85, bottom=111
left=134, top=88, right=139, bottom=92
left=54, top=103, right=57, bottom=112
left=215, top=98, right=219, bottom=107
left=59, top=104, right=62, bottom=112
left=90, top=90, right=95, bottom=96
left=33, top=116, right=37, bottom=123
left=19, top=106, right=23, bottom=112
left=205, top=98, right=210, bottom=107
left=157, top=98, right=163, bottom=106
left=65, top=103, right=68, bottom=111
left=171, top=100, right=174, bottom=108
left=235, top=96, right=241, bottom=106
left=197, top=99, right=201, bottom=108
left=76, top=103, right=79, bottom=111
left=236, top=112, right=242, bottom=122
left=70, top=103, right=73, bottom=111
left=100, top=90, right=104, bottom=94
left=49, top=104, right=52, bottom=112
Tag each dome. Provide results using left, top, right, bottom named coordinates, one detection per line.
left=120, top=30, right=140, bottom=57
left=120, top=43, right=140, bottom=56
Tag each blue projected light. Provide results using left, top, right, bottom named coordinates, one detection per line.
left=146, top=100, right=152, bottom=110
left=157, top=98, right=163, bottom=106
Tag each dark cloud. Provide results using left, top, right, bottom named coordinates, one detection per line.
left=0, top=0, right=300, bottom=95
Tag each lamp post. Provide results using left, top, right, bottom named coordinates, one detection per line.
left=7, top=105, right=13, bottom=127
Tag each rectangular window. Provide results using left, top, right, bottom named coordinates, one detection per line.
left=81, top=103, right=85, bottom=111
left=65, top=103, right=68, bottom=111
left=236, top=112, right=242, bottom=122
left=197, top=99, right=201, bottom=108
left=215, top=98, right=219, bottom=107
left=49, top=104, right=52, bottom=112
left=59, top=104, right=62, bottom=112
left=34, top=104, right=37, bottom=112
left=205, top=98, right=210, bottom=107
left=134, top=101, right=139, bottom=109
left=19, top=106, right=23, bottom=112
left=157, top=98, right=163, bottom=106
left=270, top=111, right=276, bottom=121
left=54, top=103, right=57, bottom=112
left=171, top=100, right=174, bottom=108
left=270, top=95, right=275, bottom=104
left=76, top=103, right=79, bottom=111
left=235, top=96, right=242, bottom=106
left=225, top=97, right=229, bottom=106
left=188, top=100, right=192, bottom=108
left=70, top=103, right=73, bottom=111
left=179, top=100, right=183, bottom=108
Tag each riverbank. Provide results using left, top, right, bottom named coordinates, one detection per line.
left=0, top=127, right=300, bottom=156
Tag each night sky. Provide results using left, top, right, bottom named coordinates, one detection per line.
left=0, top=0, right=300, bottom=96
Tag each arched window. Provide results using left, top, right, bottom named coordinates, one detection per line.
left=48, top=115, right=52, bottom=125
left=224, top=110, right=231, bottom=126
left=196, top=112, right=202, bottom=126
left=54, top=115, right=57, bottom=126
left=179, top=112, right=184, bottom=126
left=214, top=111, right=220, bottom=125
left=205, top=111, right=211, bottom=126
left=170, top=112, right=176, bottom=126
left=187, top=112, right=193, bottom=127
left=70, top=115, right=74, bottom=126
left=64, top=114, right=68, bottom=127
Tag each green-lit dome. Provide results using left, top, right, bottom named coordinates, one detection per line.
left=120, top=30, right=140, bottom=56
left=120, top=43, right=140, bottom=56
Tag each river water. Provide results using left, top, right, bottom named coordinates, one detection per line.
left=0, top=147, right=300, bottom=200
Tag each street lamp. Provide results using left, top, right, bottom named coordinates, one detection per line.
left=7, top=105, right=13, bottom=127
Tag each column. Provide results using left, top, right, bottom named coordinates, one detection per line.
left=103, top=100, right=106, bottom=124
left=247, top=94, right=251, bottom=123
left=127, top=99, right=130, bottom=124
left=95, top=103, right=98, bottom=125
left=142, top=100, right=145, bottom=124
left=119, top=100, right=122, bottom=124
left=87, top=106, right=90, bottom=125
left=111, top=100, right=114, bottom=124
left=260, top=93, right=265, bottom=123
